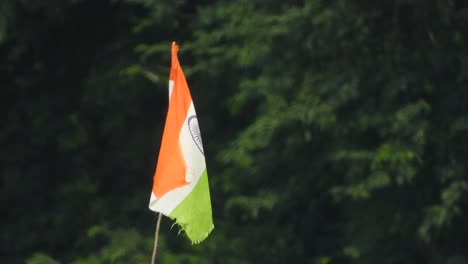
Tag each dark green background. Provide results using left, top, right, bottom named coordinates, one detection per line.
left=2, top=0, right=468, bottom=263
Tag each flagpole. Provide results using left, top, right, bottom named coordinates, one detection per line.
left=151, top=213, right=163, bottom=264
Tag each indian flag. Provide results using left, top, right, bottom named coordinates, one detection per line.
left=149, top=42, right=214, bottom=244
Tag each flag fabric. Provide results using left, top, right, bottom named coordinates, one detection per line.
left=149, top=42, right=213, bottom=244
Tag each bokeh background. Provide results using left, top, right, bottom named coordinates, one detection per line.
left=2, top=0, right=468, bottom=263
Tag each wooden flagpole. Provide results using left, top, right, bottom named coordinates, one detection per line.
left=151, top=213, right=163, bottom=264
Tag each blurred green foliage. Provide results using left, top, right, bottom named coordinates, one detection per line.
left=2, top=0, right=468, bottom=263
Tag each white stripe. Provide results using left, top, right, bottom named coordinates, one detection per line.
left=149, top=186, right=191, bottom=215
left=168, top=80, right=174, bottom=100
left=179, top=102, right=206, bottom=184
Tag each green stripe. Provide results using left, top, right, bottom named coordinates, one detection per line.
left=169, top=169, right=214, bottom=244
